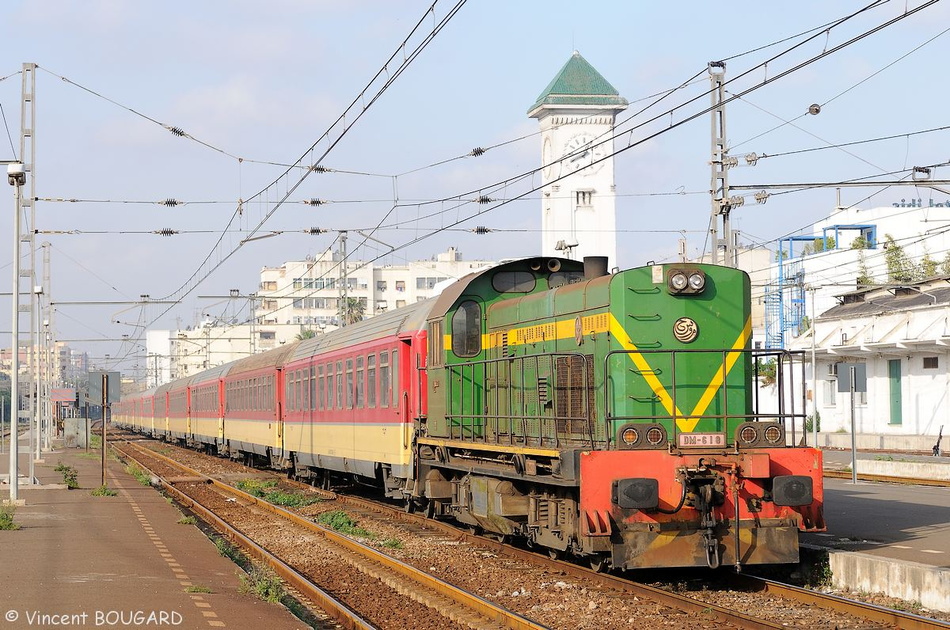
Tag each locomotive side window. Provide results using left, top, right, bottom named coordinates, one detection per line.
left=428, top=321, right=444, bottom=367
left=380, top=353, right=390, bottom=408
left=452, top=300, right=482, bottom=357
left=367, top=354, right=377, bottom=408
left=491, top=271, right=536, bottom=293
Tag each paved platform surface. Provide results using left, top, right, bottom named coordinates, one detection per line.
left=0, top=436, right=307, bottom=630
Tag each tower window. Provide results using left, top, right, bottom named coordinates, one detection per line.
left=575, top=191, right=593, bottom=206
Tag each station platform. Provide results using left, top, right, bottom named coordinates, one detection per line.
left=0, top=434, right=306, bottom=630
left=808, top=445, right=950, bottom=613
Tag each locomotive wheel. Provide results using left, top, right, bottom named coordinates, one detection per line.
left=588, top=554, right=609, bottom=573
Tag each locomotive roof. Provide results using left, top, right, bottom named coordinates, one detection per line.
left=288, top=298, right=435, bottom=361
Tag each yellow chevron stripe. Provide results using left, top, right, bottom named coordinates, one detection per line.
left=607, top=314, right=686, bottom=421
left=686, top=316, right=752, bottom=423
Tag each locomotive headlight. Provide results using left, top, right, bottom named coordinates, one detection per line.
left=621, top=426, right=640, bottom=446
left=772, top=475, right=813, bottom=506
left=669, top=272, right=688, bottom=291
left=688, top=272, right=706, bottom=291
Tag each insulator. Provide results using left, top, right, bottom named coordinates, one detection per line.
left=168, top=126, right=186, bottom=137
left=155, top=228, right=179, bottom=237
left=722, top=156, right=739, bottom=168
left=310, top=165, right=329, bottom=173
left=745, top=152, right=759, bottom=166
left=475, top=195, right=493, bottom=204
left=469, top=147, right=485, bottom=157
left=304, top=228, right=326, bottom=235
left=755, top=191, right=769, bottom=205
left=160, top=198, right=180, bottom=207
left=473, top=226, right=491, bottom=234
left=727, top=195, right=745, bottom=208
left=305, top=198, right=325, bottom=206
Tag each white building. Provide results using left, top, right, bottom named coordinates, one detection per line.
left=254, top=246, right=493, bottom=351
left=528, top=51, right=628, bottom=270
left=771, top=201, right=950, bottom=439
left=145, top=247, right=495, bottom=384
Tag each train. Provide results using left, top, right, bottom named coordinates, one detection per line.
left=115, top=256, right=825, bottom=571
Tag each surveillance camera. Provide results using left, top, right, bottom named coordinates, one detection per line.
left=7, top=162, right=25, bottom=186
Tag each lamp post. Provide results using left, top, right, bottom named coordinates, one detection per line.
left=7, top=161, right=26, bottom=503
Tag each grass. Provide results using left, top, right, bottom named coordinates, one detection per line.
left=0, top=506, right=20, bottom=530
left=177, top=515, right=197, bottom=525
left=76, top=451, right=100, bottom=460
left=215, top=537, right=246, bottom=565
left=239, top=566, right=284, bottom=603
left=235, top=478, right=322, bottom=508
left=185, top=585, right=212, bottom=593
left=54, top=462, right=79, bottom=489
left=380, top=538, right=403, bottom=550
left=91, top=485, right=117, bottom=497
left=125, top=463, right=152, bottom=487
left=316, top=509, right=374, bottom=539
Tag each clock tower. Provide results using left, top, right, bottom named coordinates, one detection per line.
left=528, top=51, right=628, bottom=269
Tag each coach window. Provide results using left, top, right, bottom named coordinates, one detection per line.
left=380, top=353, right=390, bottom=408
left=310, top=366, right=317, bottom=411
left=346, top=359, right=354, bottom=409
left=302, top=369, right=311, bottom=412
left=317, top=366, right=325, bottom=411
left=356, top=357, right=365, bottom=408
left=367, top=354, right=376, bottom=408
left=392, top=350, right=399, bottom=408
left=336, top=361, right=344, bottom=409
left=452, top=300, right=481, bottom=357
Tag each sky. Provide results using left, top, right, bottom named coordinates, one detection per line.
left=2, top=0, right=949, bottom=376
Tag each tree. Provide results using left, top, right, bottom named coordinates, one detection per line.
left=295, top=329, right=317, bottom=341
left=942, top=251, right=950, bottom=276
left=342, top=297, right=365, bottom=325
left=883, top=234, right=917, bottom=283
left=920, top=248, right=938, bottom=279
left=856, top=250, right=874, bottom=288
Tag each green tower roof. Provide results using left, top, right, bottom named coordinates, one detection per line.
left=527, top=51, right=628, bottom=114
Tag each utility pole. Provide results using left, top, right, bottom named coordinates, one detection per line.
left=708, top=61, right=740, bottom=267
left=21, top=64, right=38, bottom=467
left=6, top=158, right=26, bottom=503
left=338, top=231, right=348, bottom=327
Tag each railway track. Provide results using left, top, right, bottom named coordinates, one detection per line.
left=117, top=439, right=950, bottom=630
left=115, top=441, right=544, bottom=630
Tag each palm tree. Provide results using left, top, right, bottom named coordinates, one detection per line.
left=342, top=297, right=365, bottom=325
left=295, top=329, right=317, bottom=341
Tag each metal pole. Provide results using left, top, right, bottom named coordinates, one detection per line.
left=100, top=373, right=108, bottom=487
left=811, top=288, right=818, bottom=448
left=8, top=166, right=23, bottom=503
left=1, top=400, right=4, bottom=455
left=34, top=284, right=42, bottom=462
left=848, top=365, right=858, bottom=484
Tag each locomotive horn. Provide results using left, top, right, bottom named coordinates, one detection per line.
left=547, top=258, right=562, bottom=272
left=529, top=259, right=543, bottom=271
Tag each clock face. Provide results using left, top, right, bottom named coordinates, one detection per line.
left=562, top=133, right=606, bottom=175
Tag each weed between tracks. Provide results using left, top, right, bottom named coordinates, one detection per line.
left=239, top=566, right=285, bottom=603
left=125, top=463, right=152, bottom=487
left=91, top=485, right=117, bottom=497
left=235, top=478, right=322, bottom=508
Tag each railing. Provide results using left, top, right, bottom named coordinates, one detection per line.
left=441, top=352, right=595, bottom=449
left=604, top=348, right=807, bottom=446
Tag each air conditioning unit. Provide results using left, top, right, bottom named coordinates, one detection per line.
left=827, top=362, right=838, bottom=377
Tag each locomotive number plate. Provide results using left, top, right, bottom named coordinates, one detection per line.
left=677, top=432, right=726, bottom=447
